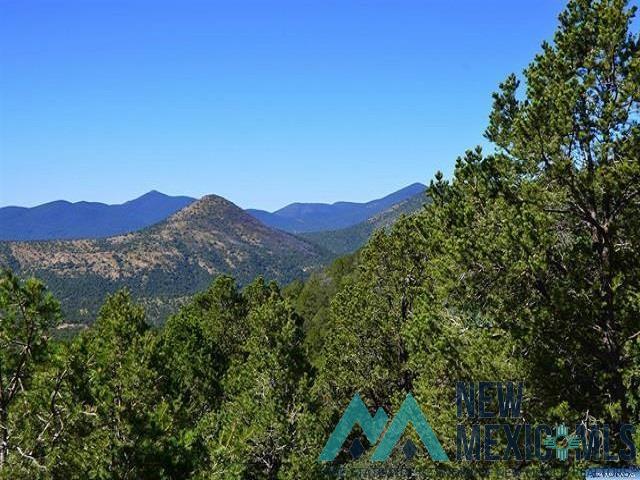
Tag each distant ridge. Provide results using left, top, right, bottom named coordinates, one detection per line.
left=0, top=184, right=427, bottom=241
left=300, top=190, right=428, bottom=256
left=246, top=183, right=426, bottom=233
left=0, top=191, right=195, bottom=241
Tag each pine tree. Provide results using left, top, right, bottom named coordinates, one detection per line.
left=0, top=270, right=60, bottom=475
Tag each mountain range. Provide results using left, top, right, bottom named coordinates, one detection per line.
left=0, top=191, right=196, bottom=241
left=0, top=195, right=326, bottom=325
left=0, top=183, right=427, bottom=324
left=246, top=182, right=425, bottom=233
left=0, top=183, right=426, bottom=241
left=299, top=191, right=428, bottom=256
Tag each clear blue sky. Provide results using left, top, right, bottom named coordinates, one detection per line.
left=0, top=0, right=565, bottom=211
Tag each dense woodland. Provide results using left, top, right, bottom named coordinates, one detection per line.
left=1, top=0, right=639, bottom=478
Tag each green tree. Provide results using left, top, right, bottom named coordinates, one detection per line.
left=61, top=290, right=172, bottom=479
left=154, top=276, right=249, bottom=475
left=159, top=276, right=247, bottom=416
left=199, top=286, right=319, bottom=479
left=290, top=254, right=358, bottom=364
left=0, top=270, right=60, bottom=473
left=482, top=0, right=640, bottom=422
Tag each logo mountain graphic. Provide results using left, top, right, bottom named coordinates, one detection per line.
left=319, top=393, right=449, bottom=462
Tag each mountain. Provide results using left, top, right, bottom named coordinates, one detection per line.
left=300, top=190, right=428, bottom=256
left=246, top=183, right=426, bottom=233
left=0, top=184, right=428, bottom=325
left=0, top=191, right=196, bottom=241
left=0, top=195, right=327, bottom=325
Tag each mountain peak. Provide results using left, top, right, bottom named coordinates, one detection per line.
left=158, top=193, right=259, bottom=234
left=140, top=190, right=168, bottom=198
left=0, top=192, right=196, bottom=241
left=124, top=190, right=172, bottom=205
left=173, top=194, right=239, bottom=216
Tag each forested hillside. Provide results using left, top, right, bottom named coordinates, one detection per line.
left=0, top=1, right=639, bottom=478
left=299, top=190, right=428, bottom=255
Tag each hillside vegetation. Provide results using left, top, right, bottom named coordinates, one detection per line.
left=300, top=190, right=428, bottom=255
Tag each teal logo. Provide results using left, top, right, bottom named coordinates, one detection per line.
left=543, top=424, right=581, bottom=461
left=319, top=393, right=449, bottom=462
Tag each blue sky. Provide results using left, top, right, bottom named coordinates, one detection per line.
left=0, top=0, right=566, bottom=211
